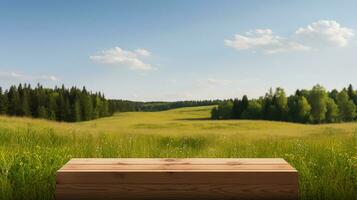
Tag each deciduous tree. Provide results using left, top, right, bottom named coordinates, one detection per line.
left=308, top=85, right=328, bottom=123
left=337, top=90, right=356, bottom=121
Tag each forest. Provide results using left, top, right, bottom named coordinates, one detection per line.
left=211, top=84, right=357, bottom=124
left=0, top=84, right=111, bottom=122
left=0, top=84, right=221, bottom=122
left=108, top=99, right=221, bottom=112
left=1, top=83, right=356, bottom=124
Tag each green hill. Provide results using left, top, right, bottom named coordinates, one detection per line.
left=0, top=106, right=356, bottom=199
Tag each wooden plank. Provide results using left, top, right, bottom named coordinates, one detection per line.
left=60, top=164, right=294, bottom=171
left=57, top=171, right=298, bottom=184
left=56, top=158, right=299, bottom=200
left=56, top=183, right=298, bottom=200
left=67, top=158, right=288, bottom=165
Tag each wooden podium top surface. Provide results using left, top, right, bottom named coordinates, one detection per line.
left=58, top=158, right=297, bottom=173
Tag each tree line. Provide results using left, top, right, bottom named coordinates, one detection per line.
left=108, top=100, right=221, bottom=113
left=108, top=100, right=143, bottom=113
left=211, top=84, right=357, bottom=124
left=0, top=84, right=223, bottom=122
left=139, top=100, right=222, bottom=111
left=0, top=84, right=110, bottom=122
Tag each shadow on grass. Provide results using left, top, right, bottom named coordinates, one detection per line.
left=176, top=117, right=212, bottom=121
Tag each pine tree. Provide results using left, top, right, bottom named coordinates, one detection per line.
left=347, top=84, right=354, bottom=100
left=63, top=96, right=71, bottom=121
left=100, top=99, right=109, bottom=117
left=287, top=95, right=299, bottom=122
left=81, top=93, right=93, bottom=121
left=56, top=93, right=70, bottom=121
left=7, top=86, right=21, bottom=116
left=262, top=90, right=275, bottom=120
left=273, top=88, right=288, bottom=121
left=232, top=99, right=241, bottom=119
left=347, top=84, right=357, bottom=106
left=92, top=95, right=100, bottom=119
left=37, top=106, right=47, bottom=119
left=241, top=95, right=248, bottom=107
left=0, top=87, right=8, bottom=114
left=21, top=89, right=31, bottom=116
left=72, top=97, right=82, bottom=122
left=231, top=96, right=249, bottom=119
left=47, top=93, right=57, bottom=120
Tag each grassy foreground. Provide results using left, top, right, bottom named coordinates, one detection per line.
left=0, top=106, right=356, bottom=199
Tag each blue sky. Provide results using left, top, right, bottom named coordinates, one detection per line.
left=0, top=0, right=356, bottom=101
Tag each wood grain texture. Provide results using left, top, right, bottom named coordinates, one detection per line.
left=60, top=164, right=295, bottom=171
left=56, top=158, right=298, bottom=200
left=67, top=158, right=289, bottom=165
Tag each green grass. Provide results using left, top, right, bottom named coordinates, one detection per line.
left=0, top=106, right=356, bottom=199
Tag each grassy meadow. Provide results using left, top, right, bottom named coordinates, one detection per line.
left=0, top=106, right=356, bottom=199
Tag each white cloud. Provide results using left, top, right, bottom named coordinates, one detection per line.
left=167, top=79, right=177, bottom=84
left=90, top=47, right=153, bottom=70
left=196, top=78, right=233, bottom=88
left=225, top=29, right=310, bottom=54
left=0, top=71, right=59, bottom=81
left=295, top=20, right=354, bottom=47
left=135, top=48, right=151, bottom=57
left=38, top=75, right=59, bottom=81
left=225, top=20, right=355, bottom=53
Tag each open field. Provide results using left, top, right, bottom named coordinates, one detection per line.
left=0, top=106, right=356, bottom=199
